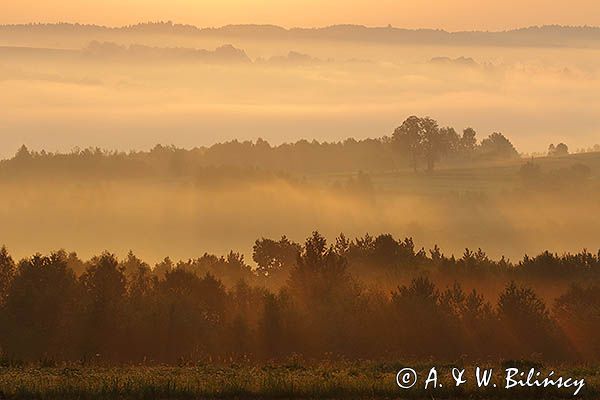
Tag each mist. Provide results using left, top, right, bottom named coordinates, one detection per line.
left=0, top=174, right=597, bottom=266
left=2, top=25, right=600, bottom=158
left=1, top=23, right=600, bottom=264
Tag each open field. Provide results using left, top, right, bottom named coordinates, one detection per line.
left=319, top=152, right=600, bottom=195
left=0, top=363, right=598, bottom=399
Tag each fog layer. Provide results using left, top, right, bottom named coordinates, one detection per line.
left=1, top=25, right=600, bottom=157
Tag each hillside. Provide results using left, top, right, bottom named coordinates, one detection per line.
left=3, top=22, right=600, bottom=48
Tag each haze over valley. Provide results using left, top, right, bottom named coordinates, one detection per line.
left=1, top=22, right=600, bottom=158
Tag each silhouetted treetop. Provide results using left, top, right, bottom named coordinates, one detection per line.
left=392, top=116, right=520, bottom=172
left=0, top=235, right=599, bottom=363
left=0, top=117, right=521, bottom=180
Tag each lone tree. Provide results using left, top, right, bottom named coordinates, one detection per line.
left=392, top=116, right=423, bottom=172
left=392, top=116, right=456, bottom=172
left=420, top=117, right=445, bottom=171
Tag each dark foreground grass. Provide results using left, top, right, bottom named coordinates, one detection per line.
left=0, top=362, right=598, bottom=399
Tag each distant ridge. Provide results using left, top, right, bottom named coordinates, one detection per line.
left=3, top=22, right=600, bottom=47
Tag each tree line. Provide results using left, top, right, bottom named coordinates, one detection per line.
left=1, top=117, right=520, bottom=180
left=0, top=233, right=599, bottom=364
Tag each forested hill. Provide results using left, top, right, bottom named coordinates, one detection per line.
left=3, top=22, right=600, bottom=47
left=0, top=117, right=520, bottom=179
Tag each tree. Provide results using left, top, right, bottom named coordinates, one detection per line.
left=2, top=252, right=80, bottom=360
left=420, top=117, right=445, bottom=171
left=392, top=116, right=423, bottom=172
left=14, top=145, right=33, bottom=161
left=0, top=246, right=15, bottom=306
left=459, top=289, right=496, bottom=356
left=253, top=236, right=301, bottom=278
left=287, top=232, right=361, bottom=355
left=497, top=282, right=561, bottom=358
left=479, top=132, right=519, bottom=159
left=440, top=126, right=460, bottom=154
left=555, top=143, right=569, bottom=156
left=120, top=250, right=150, bottom=279
left=461, top=128, right=478, bottom=152
left=391, top=276, right=456, bottom=357
left=393, top=116, right=451, bottom=172
left=154, top=256, right=174, bottom=279
left=259, top=293, right=283, bottom=359
left=125, top=261, right=159, bottom=361
left=554, top=284, right=600, bottom=359
left=548, top=143, right=569, bottom=157
left=157, top=269, right=228, bottom=361
left=498, top=283, right=550, bottom=329
left=80, top=252, right=128, bottom=360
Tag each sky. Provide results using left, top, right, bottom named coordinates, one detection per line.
left=2, top=0, right=600, bottom=30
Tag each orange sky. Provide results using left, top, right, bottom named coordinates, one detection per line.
left=3, top=0, right=600, bottom=30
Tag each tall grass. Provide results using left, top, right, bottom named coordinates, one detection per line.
left=0, top=362, right=597, bottom=399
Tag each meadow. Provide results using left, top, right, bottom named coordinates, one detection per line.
left=323, top=151, right=600, bottom=194
left=1, top=362, right=599, bottom=399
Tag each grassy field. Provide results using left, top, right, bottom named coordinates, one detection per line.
left=319, top=152, right=600, bottom=195
left=0, top=362, right=598, bottom=399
